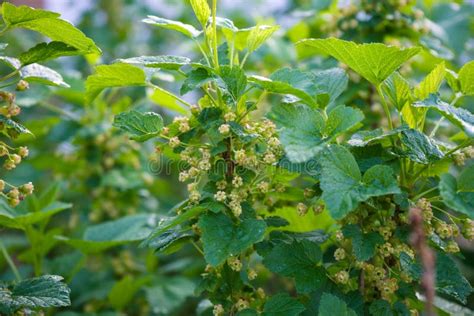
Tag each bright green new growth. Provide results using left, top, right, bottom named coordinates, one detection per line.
left=298, top=37, right=420, bottom=85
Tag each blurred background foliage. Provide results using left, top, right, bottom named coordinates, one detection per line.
left=1, top=0, right=473, bottom=315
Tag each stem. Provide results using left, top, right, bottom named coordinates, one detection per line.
left=149, top=84, right=192, bottom=108
left=194, top=39, right=211, bottom=67
left=38, top=102, right=80, bottom=121
left=191, top=240, right=204, bottom=255
left=410, top=139, right=473, bottom=184
left=0, top=26, right=9, bottom=37
left=240, top=52, right=250, bottom=69
left=0, top=240, right=21, bottom=281
left=413, top=186, right=438, bottom=201
left=376, top=84, right=393, bottom=130
left=0, top=69, right=20, bottom=83
left=211, top=0, right=219, bottom=72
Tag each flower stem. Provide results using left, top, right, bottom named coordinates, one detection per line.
left=0, top=240, right=21, bottom=281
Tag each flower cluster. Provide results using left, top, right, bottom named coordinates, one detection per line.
left=166, top=108, right=283, bottom=220
left=0, top=89, right=35, bottom=207
left=327, top=194, right=472, bottom=303
left=322, top=0, right=428, bottom=39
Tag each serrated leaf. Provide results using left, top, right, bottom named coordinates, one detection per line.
left=413, top=94, right=474, bottom=137
left=400, top=129, right=444, bottom=164
left=458, top=60, right=474, bottom=96
left=113, top=110, right=163, bottom=142
left=143, top=15, right=201, bottom=38
left=414, top=62, right=445, bottom=100
left=0, top=114, right=32, bottom=137
left=59, top=214, right=155, bottom=253
left=249, top=69, right=317, bottom=107
left=20, top=63, right=69, bottom=87
left=319, top=145, right=400, bottom=219
left=141, top=204, right=205, bottom=247
left=0, top=201, right=71, bottom=230
left=190, top=0, right=210, bottom=27
left=115, top=55, right=191, bottom=70
left=2, top=2, right=100, bottom=54
left=439, top=166, right=474, bottom=218
left=262, top=240, right=324, bottom=293
left=313, top=68, right=348, bottom=106
left=219, top=65, right=247, bottom=101
left=19, top=41, right=81, bottom=66
left=0, top=275, right=70, bottom=313
left=324, top=104, right=364, bottom=137
left=181, top=67, right=216, bottom=95
left=263, top=293, right=305, bottom=316
left=383, top=72, right=411, bottom=111
left=319, top=293, right=357, bottom=316
left=298, top=37, right=420, bottom=85
left=400, top=251, right=473, bottom=304
left=85, top=63, right=146, bottom=103
left=342, top=225, right=384, bottom=261
left=247, top=24, right=279, bottom=52
left=269, top=103, right=325, bottom=163
left=349, top=126, right=409, bottom=147
left=436, top=253, right=473, bottom=304
left=198, top=212, right=266, bottom=266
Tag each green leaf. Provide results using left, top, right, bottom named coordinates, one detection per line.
left=59, top=214, right=155, bottom=253
left=319, top=145, right=400, bottom=219
left=263, top=293, right=305, bottom=316
left=143, top=15, right=201, bottom=38
left=180, top=67, right=215, bottom=95
left=439, top=166, right=474, bottom=218
left=145, top=276, right=195, bottom=315
left=342, top=225, right=384, bottom=261
left=269, top=103, right=325, bottom=163
left=113, top=110, right=163, bottom=142
left=0, top=114, right=32, bottom=137
left=19, top=41, right=81, bottom=66
left=115, top=55, right=191, bottom=70
left=413, top=94, right=474, bottom=137
left=313, top=68, right=348, bottom=106
left=436, top=253, right=473, bottom=304
left=369, top=300, right=393, bottom=316
left=414, top=62, right=445, bottom=100
left=458, top=60, right=474, bottom=96
left=198, top=212, right=266, bottom=266
left=219, top=65, right=247, bottom=102
left=324, top=104, right=364, bottom=137
left=20, top=64, right=69, bottom=87
left=0, top=275, right=70, bottom=313
left=85, top=63, right=146, bottom=103
left=249, top=69, right=317, bottom=107
left=383, top=72, right=411, bottom=111
left=400, top=129, right=444, bottom=164
left=190, top=0, right=210, bottom=27
left=318, top=293, right=357, bottom=316
left=400, top=252, right=473, bottom=304
left=0, top=201, right=71, bottom=230
left=108, top=275, right=151, bottom=310
left=247, top=24, right=279, bottom=53
left=141, top=204, right=205, bottom=247
left=298, top=37, right=420, bottom=85
left=349, top=126, right=408, bottom=147
left=262, top=240, right=325, bottom=293
left=2, top=2, right=100, bottom=54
